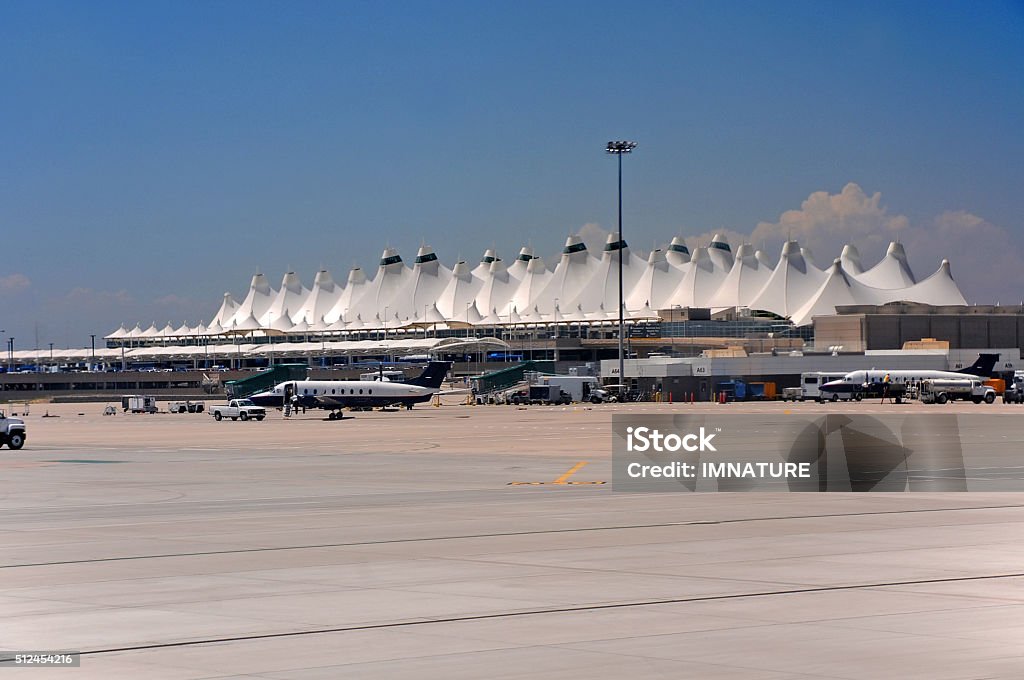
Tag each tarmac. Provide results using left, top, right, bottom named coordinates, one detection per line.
left=2, top=397, right=1023, bottom=678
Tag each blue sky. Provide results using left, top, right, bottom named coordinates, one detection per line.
left=1, top=1, right=1023, bottom=346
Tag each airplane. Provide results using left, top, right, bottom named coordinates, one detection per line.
left=819, top=353, right=998, bottom=401
left=249, top=361, right=452, bottom=418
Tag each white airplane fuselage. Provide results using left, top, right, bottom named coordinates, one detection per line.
left=250, top=379, right=437, bottom=410
left=820, top=369, right=981, bottom=396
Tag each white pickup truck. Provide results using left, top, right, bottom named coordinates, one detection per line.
left=0, top=409, right=27, bottom=449
left=210, top=399, right=266, bottom=421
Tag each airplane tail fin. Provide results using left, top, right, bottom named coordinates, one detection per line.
left=957, top=353, right=999, bottom=377
left=406, top=361, right=451, bottom=390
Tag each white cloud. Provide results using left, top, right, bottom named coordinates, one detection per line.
left=691, top=183, right=1023, bottom=305
left=908, top=210, right=1024, bottom=304
left=0, top=273, right=31, bottom=294
left=154, top=294, right=193, bottom=308
left=577, top=222, right=612, bottom=255
left=749, top=182, right=909, bottom=262
left=65, top=287, right=134, bottom=306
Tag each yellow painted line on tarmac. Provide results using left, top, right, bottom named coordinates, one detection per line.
left=553, top=461, right=589, bottom=485
left=508, top=461, right=606, bottom=486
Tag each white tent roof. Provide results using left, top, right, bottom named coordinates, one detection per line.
left=790, top=259, right=872, bottom=327
left=210, top=292, right=239, bottom=328
left=475, top=258, right=518, bottom=317
left=105, top=325, right=129, bottom=340
left=840, top=244, right=864, bottom=275
left=450, top=300, right=484, bottom=325
left=707, top=233, right=735, bottom=272
left=665, top=236, right=691, bottom=267
left=506, top=246, right=535, bottom=280
left=436, top=260, right=484, bottom=318
left=230, top=312, right=262, bottom=333
left=855, top=241, right=916, bottom=288
left=227, top=273, right=275, bottom=328
left=348, top=248, right=410, bottom=321
left=558, top=303, right=590, bottom=323
left=789, top=257, right=967, bottom=326
left=706, top=243, right=774, bottom=309
left=475, top=307, right=507, bottom=326
left=507, top=255, right=552, bottom=314
left=421, top=302, right=448, bottom=324
left=295, top=269, right=343, bottom=325
left=665, top=246, right=729, bottom=308
left=748, top=240, right=827, bottom=317
left=569, top=234, right=645, bottom=313
left=400, top=246, right=453, bottom=318
left=535, top=234, right=597, bottom=314
left=190, top=237, right=970, bottom=332
left=471, top=249, right=499, bottom=279
left=267, top=311, right=296, bottom=333
left=629, top=302, right=660, bottom=320
left=626, top=249, right=678, bottom=311
left=262, top=271, right=309, bottom=327
left=883, top=259, right=967, bottom=307
left=325, top=267, right=371, bottom=324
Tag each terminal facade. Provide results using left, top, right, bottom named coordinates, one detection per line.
left=3, top=236, right=1021, bottom=399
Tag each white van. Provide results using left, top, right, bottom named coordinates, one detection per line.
left=800, top=372, right=849, bottom=401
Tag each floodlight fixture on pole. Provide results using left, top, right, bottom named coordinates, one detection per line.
left=606, top=140, right=637, bottom=387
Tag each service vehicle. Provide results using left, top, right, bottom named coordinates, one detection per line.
left=168, top=400, right=206, bottom=413
left=121, top=395, right=158, bottom=413
left=799, top=372, right=849, bottom=401
left=210, top=399, right=266, bottom=421
left=0, top=409, right=26, bottom=449
left=528, top=384, right=571, bottom=405
left=782, top=386, right=803, bottom=401
left=919, top=378, right=996, bottom=404
left=506, top=388, right=530, bottom=405
left=1003, top=378, right=1024, bottom=404
left=534, top=375, right=601, bottom=403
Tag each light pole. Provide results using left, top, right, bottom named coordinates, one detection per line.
left=606, top=140, right=637, bottom=387
left=90, top=334, right=96, bottom=371
left=672, top=304, right=682, bottom=355
left=383, top=305, right=389, bottom=364
left=552, top=298, right=559, bottom=363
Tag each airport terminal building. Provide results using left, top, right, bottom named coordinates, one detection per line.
left=5, top=233, right=1021, bottom=397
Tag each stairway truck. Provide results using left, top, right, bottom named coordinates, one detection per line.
left=920, top=378, right=996, bottom=405
left=0, top=409, right=26, bottom=449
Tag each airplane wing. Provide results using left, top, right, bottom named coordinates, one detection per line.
left=295, top=394, right=347, bottom=409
